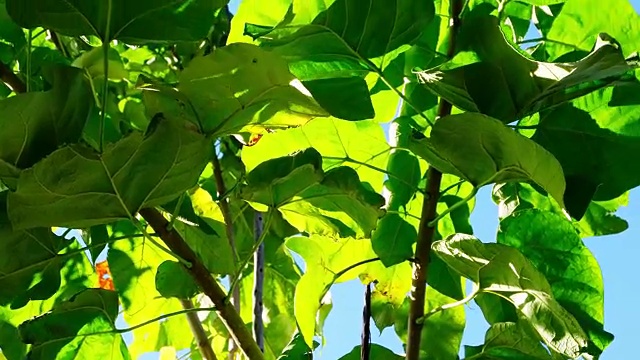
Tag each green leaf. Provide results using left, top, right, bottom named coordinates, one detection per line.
left=88, top=225, right=110, bottom=263
left=433, top=234, right=590, bottom=358
left=72, top=46, right=128, bottom=80
left=417, top=11, right=639, bottom=123
left=498, top=209, right=613, bottom=354
left=371, top=213, right=417, bottom=267
left=6, top=0, right=224, bottom=43
left=408, top=113, right=566, bottom=208
left=155, top=260, right=200, bottom=299
left=145, top=43, right=328, bottom=137
left=492, top=182, right=629, bottom=238
left=0, top=192, right=83, bottom=309
left=369, top=290, right=397, bottom=333
left=468, top=322, right=553, bottom=360
left=0, top=66, right=92, bottom=172
left=173, top=221, right=235, bottom=277
left=338, top=344, right=403, bottom=360
left=18, top=288, right=130, bottom=360
left=241, top=117, right=390, bottom=192
left=277, top=332, right=317, bottom=360
left=286, top=235, right=378, bottom=347
left=108, top=221, right=191, bottom=358
left=0, top=320, right=25, bottom=360
left=8, top=115, right=212, bottom=229
left=527, top=83, right=640, bottom=219
left=302, top=77, right=375, bottom=120
left=386, top=149, right=421, bottom=209
left=250, top=0, right=436, bottom=80
left=543, top=0, right=640, bottom=59
left=242, top=148, right=385, bottom=238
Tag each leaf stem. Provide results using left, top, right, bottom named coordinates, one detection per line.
left=139, top=207, right=265, bottom=360
left=416, top=282, right=480, bottom=324
left=427, top=187, right=478, bottom=227
left=405, top=0, right=463, bottom=358
left=322, top=258, right=381, bottom=295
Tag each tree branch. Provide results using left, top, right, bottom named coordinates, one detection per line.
left=211, top=152, right=242, bottom=359
left=139, top=208, right=264, bottom=360
left=405, top=0, right=464, bottom=358
left=180, top=298, right=218, bottom=360
left=0, top=61, right=26, bottom=94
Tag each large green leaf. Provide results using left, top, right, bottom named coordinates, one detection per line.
left=0, top=193, right=87, bottom=309
left=492, top=182, right=629, bottom=238
left=7, top=115, right=212, bottom=229
left=371, top=213, right=417, bottom=267
left=6, top=0, right=223, bottom=43
left=18, top=288, right=130, bottom=360
left=543, top=0, right=640, bottom=59
left=408, top=113, right=566, bottom=208
left=286, top=235, right=377, bottom=347
left=465, top=322, right=552, bottom=360
left=0, top=66, right=92, bottom=187
left=144, top=43, right=328, bottom=137
left=526, top=83, right=640, bottom=218
left=241, top=148, right=385, bottom=238
left=249, top=0, right=436, bottom=80
left=241, top=117, right=390, bottom=192
left=433, top=234, right=590, bottom=358
left=108, top=221, right=191, bottom=358
left=416, top=10, right=639, bottom=123
left=498, top=209, right=613, bottom=354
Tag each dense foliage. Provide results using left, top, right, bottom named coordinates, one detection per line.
left=0, top=0, right=637, bottom=359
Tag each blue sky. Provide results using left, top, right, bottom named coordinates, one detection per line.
left=137, top=1, right=640, bottom=359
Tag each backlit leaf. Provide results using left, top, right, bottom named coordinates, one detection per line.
left=417, top=11, right=639, bottom=123
left=18, top=288, right=130, bottom=360
left=498, top=209, right=613, bottom=354
left=241, top=148, right=385, bottom=238
left=241, top=118, right=390, bottom=192
left=433, top=234, right=590, bottom=358
left=526, top=83, right=640, bottom=218
left=8, top=115, right=212, bottom=229
left=466, top=322, right=552, bottom=359
left=145, top=43, right=328, bottom=137
left=6, top=0, right=224, bottom=43
left=250, top=0, right=435, bottom=80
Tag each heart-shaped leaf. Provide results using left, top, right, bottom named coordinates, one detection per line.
left=408, top=113, right=566, bottom=208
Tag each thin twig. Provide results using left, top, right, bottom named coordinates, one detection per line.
left=180, top=298, right=218, bottom=360
left=139, top=208, right=265, bottom=360
left=361, top=283, right=372, bottom=360
left=252, top=211, right=265, bottom=351
left=405, top=0, right=464, bottom=358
